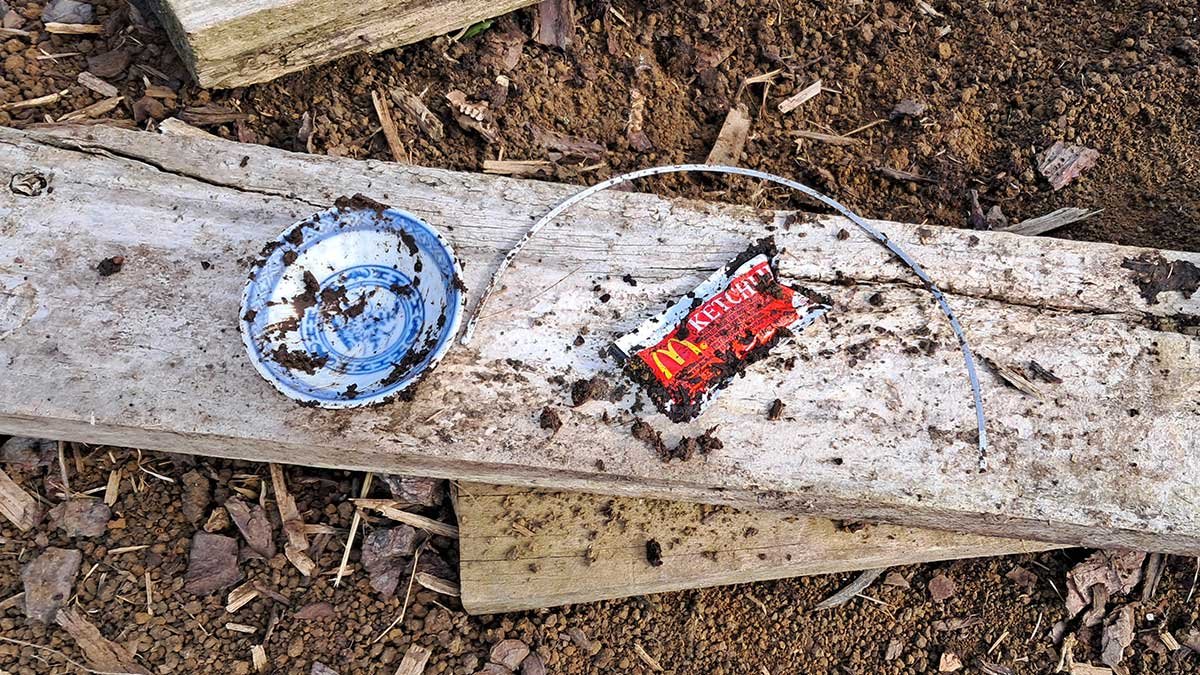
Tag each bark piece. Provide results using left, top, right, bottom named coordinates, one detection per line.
left=59, top=96, right=123, bottom=123
left=0, top=436, right=56, bottom=467
left=1065, top=550, right=1145, bottom=619
left=86, top=49, right=129, bottom=78
left=491, top=639, right=530, bottom=670
left=184, top=532, right=242, bottom=595
left=371, top=90, right=405, bottom=162
left=362, top=525, right=419, bottom=597
left=1005, top=565, right=1038, bottom=590
left=380, top=475, right=446, bottom=507
left=294, top=601, right=335, bottom=620
left=56, top=608, right=151, bottom=674
left=48, top=499, right=110, bottom=537
left=1038, top=141, right=1100, bottom=191
left=519, top=653, right=547, bottom=675
left=181, top=469, right=210, bottom=524
left=225, top=496, right=275, bottom=558
left=533, top=0, right=573, bottom=49
left=1100, top=604, right=1136, bottom=668
left=0, top=467, right=39, bottom=531
left=706, top=103, right=750, bottom=165
left=21, top=547, right=81, bottom=622
left=389, top=86, right=444, bottom=141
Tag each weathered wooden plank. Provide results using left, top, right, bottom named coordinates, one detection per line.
left=147, top=0, right=538, bottom=88
left=1, top=125, right=1198, bottom=553
left=455, top=483, right=1061, bottom=614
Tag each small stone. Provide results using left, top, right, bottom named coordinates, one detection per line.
left=1005, top=565, right=1038, bottom=590
left=48, top=499, right=110, bottom=537
left=477, top=664, right=512, bottom=675
left=490, top=640, right=530, bottom=670
left=310, top=663, right=339, bottom=675
left=928, top=573, right=957, bottom=602
left=183, top=532, right=242, bottom=595
left=41, top=0, right=94, bottom=23
left=891, top=99, right=927, bottom=120
left=2, top=8, right=21, bottom=29
left=180, top=470, right=210, bottom=524
left=21, top=547, right=82, bottom=622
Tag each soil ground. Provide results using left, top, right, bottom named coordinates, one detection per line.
left=2, top=0, right=1199, bottom=673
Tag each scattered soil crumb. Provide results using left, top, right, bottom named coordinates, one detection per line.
left=767, top=398, right=785, bottom=421
left=538, top=406, right=562, bottom=431
left=645, top=538, right=664, bottom=567
left=571, top=376, right=609, bottom=406
left=97, top=256, right=125, bottom=276
left=664, top=427, right=723, bottom=462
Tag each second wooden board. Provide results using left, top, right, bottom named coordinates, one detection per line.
left=455, top=484, right=1061, bottom=614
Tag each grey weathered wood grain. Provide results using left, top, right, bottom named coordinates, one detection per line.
left=147, top=0, right=539, bottom=88
left=455, top=483, right=1060, bottom=614
left=1, top=125, right=1198, bottom=553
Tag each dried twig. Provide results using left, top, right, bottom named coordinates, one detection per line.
left=371, top=91, right=406, bottom=162
left=0, top=636, right=137, bottom=675
left=44, top=22, right=104, bottom=34
left=793, top=130, right=861, bottom=146
left=372, top=546, right=424, bottom=643
left=633, top=643, right=664, bottom=672
left=335, top=472, right=373, bottom=587
left=270, top=463, right=316, bottom=576
left=353, top=499, right=459, bottom=538
left=778, top=79, right=822, bottom=114
left=0, top=468, right=39, bottom=531
left=1002, top=208, right=1101, bottom=237
left=814, top=568, right=886, bottom=610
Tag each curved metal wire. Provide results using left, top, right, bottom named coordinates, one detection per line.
left=461, top=164, right=989, bottom=468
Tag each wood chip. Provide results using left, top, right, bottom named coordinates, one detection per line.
left=158, top=117, right=220, bottom=139
left=225, top=622, right=256, bottom=634
left=0, top=26, right=31, bottom=38
left=0, top=467, right=39, bottom=531
left=389, top=86, right=444, bottom=141
left=632, top=643, right=664, bottom=672
left=393, top=638, right=432, bottom=672
left=43, top=21, right=104, bottom=34
left=983, top=357, right=1045, bottom=401
left=0, top=90, right=67, bottom=112
left=483, top=160, right=553, bottom=178
left=1100, top=604, right=1136, bottom=668
left=793, top=129, right=861, bottom=146
left=706, top=103, right=751, bottom=165
left=778, top=79, right=822, bottom=114
left=103, top=468, right=121, bottom=507
left=143, top=84, right=177, bottom=99
left=108, top=544, right=149, bottom=555
left=1038, top=141, right=1100, bottom=190
left=251, top=645, right=269, bottom=672
left=371, top=90, right=406, bottom=163
left=56, top=607, right=151, bottom=674
left=814, top=568, right=885, bottom=610
left=414, top=572, right=460, bottom=596
left=177, top=104, right=249, bottom=126
left=57, top=96, right=123, bottom=123
left=534, top=0, right=574, bottom=49
left=1001, top=207, right=1100, bottom=236
left=939, top=652, right=963, bottom=672
left=270, top=463, right=316, bottom=576
left=354, top=499, right=460, bottom=538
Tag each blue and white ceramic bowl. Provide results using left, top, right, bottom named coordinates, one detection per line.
left=240, top=199, right=465, bottom=408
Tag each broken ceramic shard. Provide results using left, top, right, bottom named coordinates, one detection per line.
left=613, top=238, right=829, bottom=421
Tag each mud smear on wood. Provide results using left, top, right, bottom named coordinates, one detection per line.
left=1121, top=254, right=1200, bottom=304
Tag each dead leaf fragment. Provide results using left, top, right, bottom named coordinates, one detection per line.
left=56, top=608, right=151, bottom=674
left=21, top=547, right=81, bottom=622
left=939, top=651, right=963, bottom=672
left=184, top=532, right=242, bottom=595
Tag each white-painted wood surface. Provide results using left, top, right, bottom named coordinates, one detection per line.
left=147, top=0, right=539, bottom=88
left=455, top=483, right=1060, bottom=614
left=1, top=125, right=1198, bottom=552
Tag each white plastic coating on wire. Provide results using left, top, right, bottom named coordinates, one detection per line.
left=461, top=164, right=989, bottom=469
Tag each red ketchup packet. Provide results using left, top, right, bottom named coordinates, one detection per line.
left=612, top=239, right=829, bottom=422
